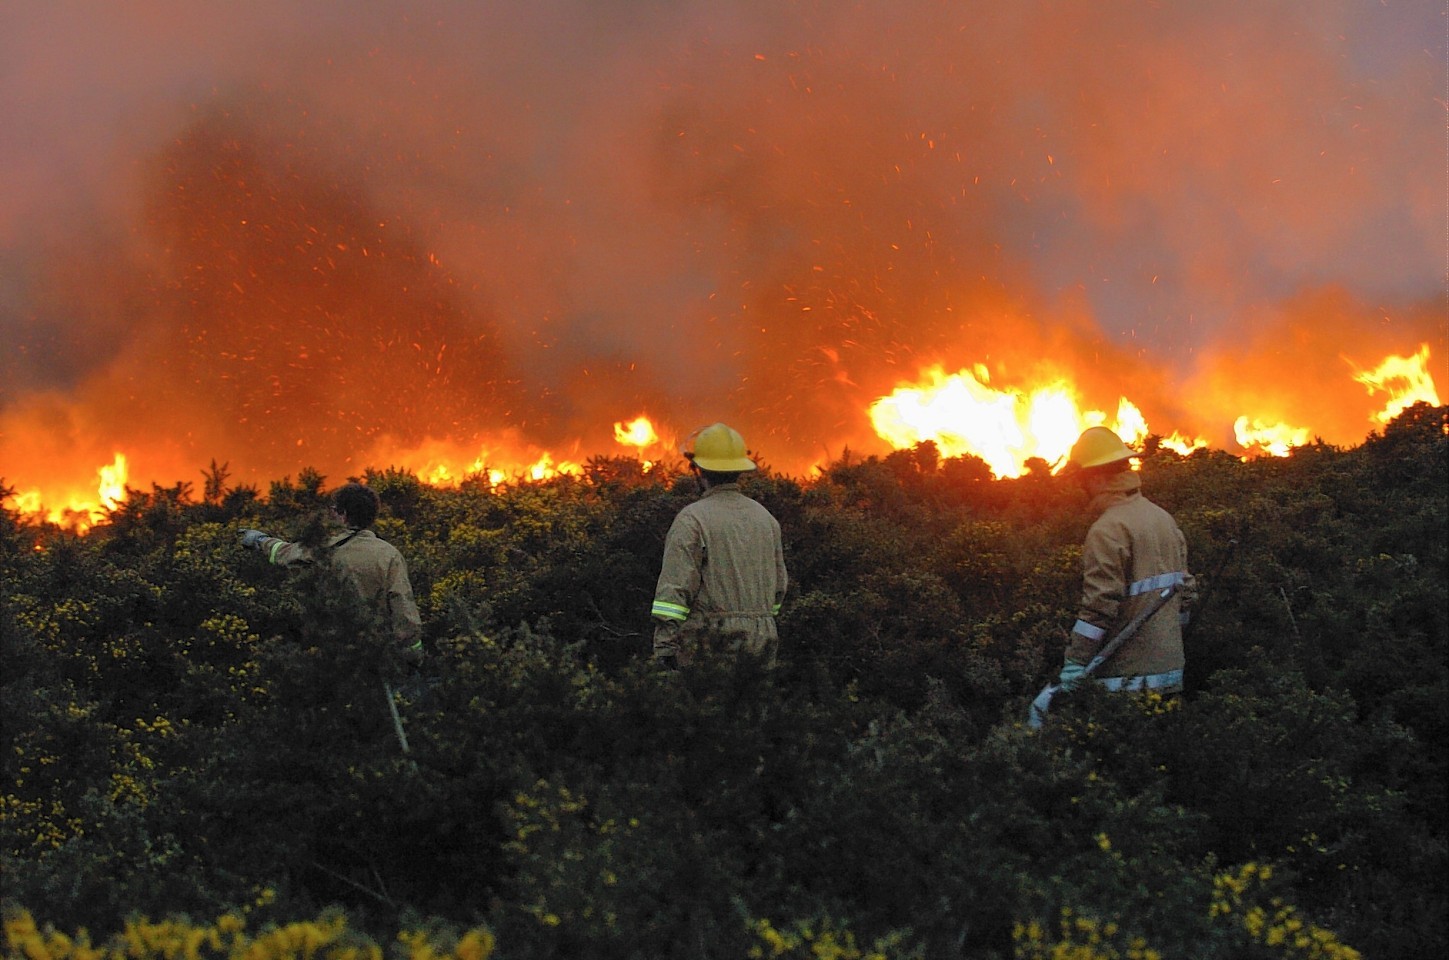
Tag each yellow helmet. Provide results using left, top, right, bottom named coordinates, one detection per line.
left=1068, top=426, right=1134, bottom=470
left=684, top=422, right=757, bottom=472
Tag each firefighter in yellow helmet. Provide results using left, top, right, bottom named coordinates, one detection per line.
left=650, top=423, right=788, bottom=667
left=1034, top=426, right=1196, bottom=723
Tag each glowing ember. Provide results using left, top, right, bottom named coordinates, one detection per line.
left=1353, top=343, right=1440, bottom=425
left=868, top=365, right=1151, bottom=478
left=1234, top=417, right=1311, bottom=459
left=613, top=416, right=660, bottom=449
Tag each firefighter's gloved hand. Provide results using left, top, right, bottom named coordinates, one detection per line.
left=400, top=642, right=425, bottom=667
left=654, top=652, right=680, bottom=672
left=239, top=529, right=269, bottom=550
left=1057, top=660, right=1088, bottom=690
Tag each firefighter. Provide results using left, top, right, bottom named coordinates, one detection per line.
left=239, top=481, right=424, bottom=668
left=1054, top=426, right=1196, bottom=696
left=651, top=422, right=788, bottom=668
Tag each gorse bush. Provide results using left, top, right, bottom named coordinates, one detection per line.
left=2, top=902, right=498, bottom=960
left=2, top=405, right=1445, bottom=959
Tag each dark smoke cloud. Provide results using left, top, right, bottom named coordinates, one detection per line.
left=1, top=0, right=1443, bottom=487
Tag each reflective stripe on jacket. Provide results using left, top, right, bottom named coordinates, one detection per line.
left=261, top=528, right=423, bottom=651
left=1067, top=471, right=1196, bottom=684
left=652, top=484, right=787, bottom=660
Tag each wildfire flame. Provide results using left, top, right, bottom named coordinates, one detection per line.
left=1158, top=433, right=1210, bottom=457
left=303, top=416, right=666, bottom=495
left=362, top=421, right=668, bottom=491
left=1233, top=418, right=1312, bottom=459
left=9, top=453, right=129, bottom=533
left=867, top=364, right=1201, bottom=478
left=867, top=346, right=1441, bottom=474
left=3, top=343, right=1442, bottom=531
left=614, top=416, right=660, bottom=449
left=1352, top=344, right=1441, bottom=425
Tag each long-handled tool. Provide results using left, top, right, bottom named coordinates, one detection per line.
left=1028, top=583, right=1179, bottom=729
left=382, top=681, right=412, bottom=754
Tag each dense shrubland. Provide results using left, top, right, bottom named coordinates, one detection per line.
left=3, top=404, right=1444, bottom=959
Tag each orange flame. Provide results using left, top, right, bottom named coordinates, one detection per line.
left=1234, top=417, right=1311, bottom=458
left=1158, top=432, right=1209, bottom=457
left=338, top=417, right=665, bottom=495
left=1353, top=343, right=1440, bottom=425
left=7, top=452, right=129, bottom=532
left=1227, top=343, right=1441, bottom=459
left=518, top=452, right=577, bottom=482
left=98, top=455, right=128, bottom=507
left=362, top=432, right=589, bottom=490
left=3, top=342, right=1442, bottom=531
left=613, top=416, right=660, bottom=448
left=871, top=344, right=1441, bottom=469
left=868, top=365, right=1167, bottom=477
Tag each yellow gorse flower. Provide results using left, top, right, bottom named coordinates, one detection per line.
left=1208, top=864, right=1360, bottom=959
left=1, top=909, right=494, bottom=960
left=1018, top=866, right=1360, bottom=960
left=744, top=916, right=909, bottom=960
left=1012, top=909, right=1160, bottom=960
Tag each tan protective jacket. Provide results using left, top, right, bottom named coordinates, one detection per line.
left=261, top=528, right=423, bottom=655
left=651, top=484, right=787, bottom=664
left=1067, top=471, right=1196, bottom=686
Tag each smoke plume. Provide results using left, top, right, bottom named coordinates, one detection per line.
left=1, top=0, right=1443, bottom=491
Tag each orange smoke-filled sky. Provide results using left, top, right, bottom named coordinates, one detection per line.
left=1, top=0, right=1443, bottom=492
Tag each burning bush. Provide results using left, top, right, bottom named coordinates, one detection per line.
left=1, top=407, right=1444, bottom=957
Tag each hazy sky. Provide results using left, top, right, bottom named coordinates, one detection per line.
left=1, top=0, right=1443, bottom=482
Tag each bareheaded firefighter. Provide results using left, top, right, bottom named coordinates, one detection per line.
left=1049, top=426, right=1197, bottom=702
left=239, top=481, right=424, bottom=669
left=651, top=423, right=788, bottom=668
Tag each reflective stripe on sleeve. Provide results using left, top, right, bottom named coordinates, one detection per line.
left=1126, top=570, right=1186, bottom=597
left=267, top=541, right=285, bottom=565
left=1097, top=669, right=1183, bottom=692
left=771, top=603, right=782, bottom=615
left=651, top=600, right=690, bottom=622
left=1072, top=619, right=1107, bottom=641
